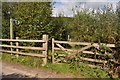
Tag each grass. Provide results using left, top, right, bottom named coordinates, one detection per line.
left=44, top=62, right=110, bottom=78
left=1, top=53, right=42, bottom=68
left=76, top=63, right=110, bottom=78
left=1, top=53, right=112, bottom=78
left=45, top=64, right=109, bottom=78
left=44, top=63, right=72, bottom=73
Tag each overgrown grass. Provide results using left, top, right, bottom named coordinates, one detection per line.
left=77, top=63, right=110, bottom=78
left=44, top=63, right=110, bottom=78
left=1, top=53, right=111, bottom=78
left=1, top=53, right=42, bottom=68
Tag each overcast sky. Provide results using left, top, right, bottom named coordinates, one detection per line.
left=52, top=0, right=120, bottom=17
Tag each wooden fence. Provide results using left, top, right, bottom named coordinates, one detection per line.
left=0, top=36, right=117, bottom=67
left=0, top=34, right=48, bottom=66
left=52, top=38, right=115, bottom=67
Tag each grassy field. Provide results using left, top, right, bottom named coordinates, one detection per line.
left=1, top=53, right=113, bottom=78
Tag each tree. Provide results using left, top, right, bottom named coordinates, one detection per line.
left=64, top=7, right=119, bottom=44
left=2, top=2, right=11, bottom=39
left=11, top=2, right=52, bottom=40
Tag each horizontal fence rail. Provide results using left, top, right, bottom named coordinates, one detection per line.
left=54, top=40, right=115, bottom=47
left=0, top=45, right=45, bottom=50
left=54, top=48, right=112, bottom=56
left=0, top=34, right=48, bottom=66
left=0, top=36, right=116, bottom=67
left=52, top=38, right=115, bottom=68
left=0, top=50, right=45, bottom=57
left=0, top=39, right=45, bottom=42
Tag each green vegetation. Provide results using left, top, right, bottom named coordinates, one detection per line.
left=2, top=2, right=120, bottom=43
left=2, top=2, right=67, bottom=41
left=1, top=53, right=42, bottom=67
left=2, top=2, right=120, bottom=78
left=44, top=63, right=71, bottom=73
left=44, top=63, right=110, bottom=78
left=2, top=53, right=111, bottom=78
left=63, top=9, right=119, bottom=43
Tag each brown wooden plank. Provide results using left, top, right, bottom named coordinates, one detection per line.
left=69, top=45, right=93, bottom=56
left=0, top=45, right=45, bottom=50
left=0, top=39, right=45, bottom=42
left=42, top=34, right=48, bottom=66
left=56, top=43, right=70, bottom=54
left=52, top=38, right=55, bottom=63
left=16, top=37, right=19, bottom=58
left=54, top=47, right=113, bottom=56
left=57, top=54, right=66, bottom=56
left=55, top=47, right=95, bottom=54
left=54, top=47, right=77, bottom=52
left=56, top=44, right=67, bottom=51
left=54, top=40, right=115, bottom=47
left=82, top=51, right=98, bottom=55
left=54, top=47, right=96, bottom=54
left=0, top=50, right=45, bottom=57
left=55, top=40, right=91, bottom=45
left=78, top=56, right=107, bottom=63
left=16, top=37, right=19, bottom=52
left=78, top=45, right=93, bottom=52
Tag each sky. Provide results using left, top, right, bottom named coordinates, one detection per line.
left=52, top=0, right=120, bottom=17
left=2, top=0, right=120, bottom=17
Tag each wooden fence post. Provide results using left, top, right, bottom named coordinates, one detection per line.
left=16, top=37, right=19, bottom=59
left=10, top=43, right=13, bottom=55
left=10, top=18, right=13, bottom=55
left=42, top=34, right=48, bottom=66
left=52, top=38, right=55, bottom=63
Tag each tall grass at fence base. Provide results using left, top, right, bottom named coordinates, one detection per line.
left=1, top=53, right=112, bottom=78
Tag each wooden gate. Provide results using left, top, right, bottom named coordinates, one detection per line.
left=52, top=38, right=115, bottom=68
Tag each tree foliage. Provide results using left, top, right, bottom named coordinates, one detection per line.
left=2, top=2, right=11, bottom=39
left=2, top=2, right=67, bottom=41
left=63, top=8, right=119, bottom=44
left=12, top=2, right=52, bottom=40
left=2, top=2, right=119, bottom=45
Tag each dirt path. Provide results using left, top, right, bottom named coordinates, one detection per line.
left=2, top=60, right=75, bottom=78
